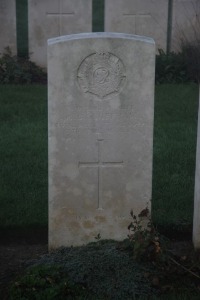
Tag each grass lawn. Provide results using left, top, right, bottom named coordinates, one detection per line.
left=152, top=83, right=199, bottom=232
left=0, top=83, right=199, bottom=232
left=0, top=85, right=47, bottom=227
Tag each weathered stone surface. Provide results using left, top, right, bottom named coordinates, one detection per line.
left=48, top=32, right=155, bottom=248
left=105, top=0, right=168, bottom=52
left=193, top=88, right=200, bottom=249
left=0, top=0, right=16, bottom=55
left=28, top=0, right=92, bottom=67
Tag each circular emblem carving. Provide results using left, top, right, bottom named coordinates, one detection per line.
left=77, top=52, right=126, bottom=98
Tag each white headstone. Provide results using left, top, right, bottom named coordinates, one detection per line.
left=105, top=0, right=168, bottom=52
left=28, top=0, right=92, bottom=67
left=193, top=88, right=200, bottom=249
left=48, top=32, right=155, bottom=249
left=0, top=0, right=17, bottom=56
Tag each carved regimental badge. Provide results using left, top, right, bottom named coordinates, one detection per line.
left=77, top=52, right=126, bottom=98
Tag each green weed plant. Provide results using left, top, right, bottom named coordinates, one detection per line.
left=128, top=209, right=161, bottom=262
left=9, top=265, right=89, bottom=300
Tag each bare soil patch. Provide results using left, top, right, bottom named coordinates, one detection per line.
left=0, top=228, right=48, bottom=299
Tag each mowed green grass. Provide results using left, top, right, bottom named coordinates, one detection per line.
left=0, top=84, right=199, bottom=230
left=0, top=85, right=47, bottom=227
left=152, top=83, right=199, bottom=230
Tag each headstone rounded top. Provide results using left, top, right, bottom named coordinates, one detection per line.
left=48, top=32, right=155, bottom=45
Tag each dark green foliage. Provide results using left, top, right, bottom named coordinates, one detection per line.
left=10, top=241, right=158, bottom=299
left=155, top=50, right=192, bottom=84
left=128, top=209, right=161, bottom=261
left=9, top=265, right=89, bottom=300
left=0, top=47, right=47, bottom=84
left=182, top=42, right=200, bottom=83
left=177, top=3, right=200, bottom=83
left=8, top=240, right=200, bottom=299
left=154, top=2, right=200, bottom=85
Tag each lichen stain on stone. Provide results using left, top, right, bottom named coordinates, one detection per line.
left=69, top=221, right=81, bottom=229
left=62, top=207, right=75, bottom=218
left=83, top=220, right=94, bottom=229
left=95, top=216, right=106, bottom=223
left=51, top=218, right=62, bottom=232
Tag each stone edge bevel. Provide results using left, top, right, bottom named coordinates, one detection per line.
left=47, top=32, right=155, bottom=45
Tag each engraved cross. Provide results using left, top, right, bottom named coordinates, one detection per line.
left=46, top=0, right=75, bottom=35
left=123, top=13, right=151, bottom=34
left=79, top=139, right=123, bottom=210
